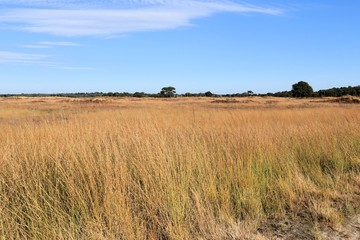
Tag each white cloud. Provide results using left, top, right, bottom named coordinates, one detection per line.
left=21, top=41, right=79, bottom=48
left=38, top=41, right=79, bottom=46
left=20, top=44, right=53, bottom=49
left=0, top=50, right=93, bottom=70
left=0, top=0, right=282, bottom=37
left=55, top=66, right=97, bottom=70
left=0, top=51, right=50, bottom=63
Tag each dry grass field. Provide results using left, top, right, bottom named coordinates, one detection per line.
left=0, top=96, right=360, bottom=239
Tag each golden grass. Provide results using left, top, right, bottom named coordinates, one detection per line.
left=0, top=97, right=359, bottom=239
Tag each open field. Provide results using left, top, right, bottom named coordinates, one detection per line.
left=0, top=96, right=360, bottom=239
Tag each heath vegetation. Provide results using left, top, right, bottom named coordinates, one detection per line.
left=0, top=97, right=359, bottom=239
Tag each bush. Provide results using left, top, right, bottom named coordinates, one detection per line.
left=292, top=81, right=314, bottom=98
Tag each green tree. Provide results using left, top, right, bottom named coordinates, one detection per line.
left=292, top=81, right=314, bottom=98
left=204, top=91, right=213, bottom=97
left=160, top=86, right=176, bottom=98
left=247, top=90, right=254, bottom=96
left=133, top=92, right=145, bottom=98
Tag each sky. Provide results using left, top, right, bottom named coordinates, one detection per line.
left=0, top=0, right=359, bottom=94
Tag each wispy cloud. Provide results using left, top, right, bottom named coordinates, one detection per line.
left=0, top=51, right=51, bottom=63
left=39, top=41, right=79, bottom=46
left=0, top=50, right=94, bottom=70
left=0, top=0, right=282, bottom=37
left=55, top=66, right=97, bottom=70
left=21, top=41, right=79, bottom=48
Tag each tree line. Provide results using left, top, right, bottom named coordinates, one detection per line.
left=1, top=82, right=359, bottom=98
left=267, top=82, right=360, bottom=98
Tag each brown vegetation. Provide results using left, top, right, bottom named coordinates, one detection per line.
left=211, top=98, right=239, bottom=103
left=0, top=97, right=359, bottom=239
left=330, top=96, right=360, bottom=104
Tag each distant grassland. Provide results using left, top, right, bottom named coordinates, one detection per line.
left=0, top=97, right=359, bottom=239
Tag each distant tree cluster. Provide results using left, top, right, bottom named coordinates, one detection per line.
left=1, top=83, right=359, bottom=99
left=317, top=86, right=360, bottom=97
left=265, top=82, right=360, bottom=98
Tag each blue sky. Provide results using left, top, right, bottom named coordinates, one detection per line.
left=0, top=0, right=359, bottom=94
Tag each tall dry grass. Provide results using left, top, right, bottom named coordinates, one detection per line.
left=0, top=98, right=360, bottom=239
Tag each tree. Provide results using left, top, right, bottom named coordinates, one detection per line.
left=204, top=91, right=213, bottom=97
left=247, top=90, right=255, bottom=96
left=133, top=92, right=146, bottom=98
left=160, top=86, right=176, bottom=98
left=292, top=81, right=314, bottom=98
left=274, top=91, right=292, bottom=97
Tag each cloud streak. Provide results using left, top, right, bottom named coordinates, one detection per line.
left=21, top=41, right=79, bottom=48
left=0, top=51, right=51, bottom=63
left=0, top=0, right=282, bottom=36
left=0, top=50, right=94, bottom=70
